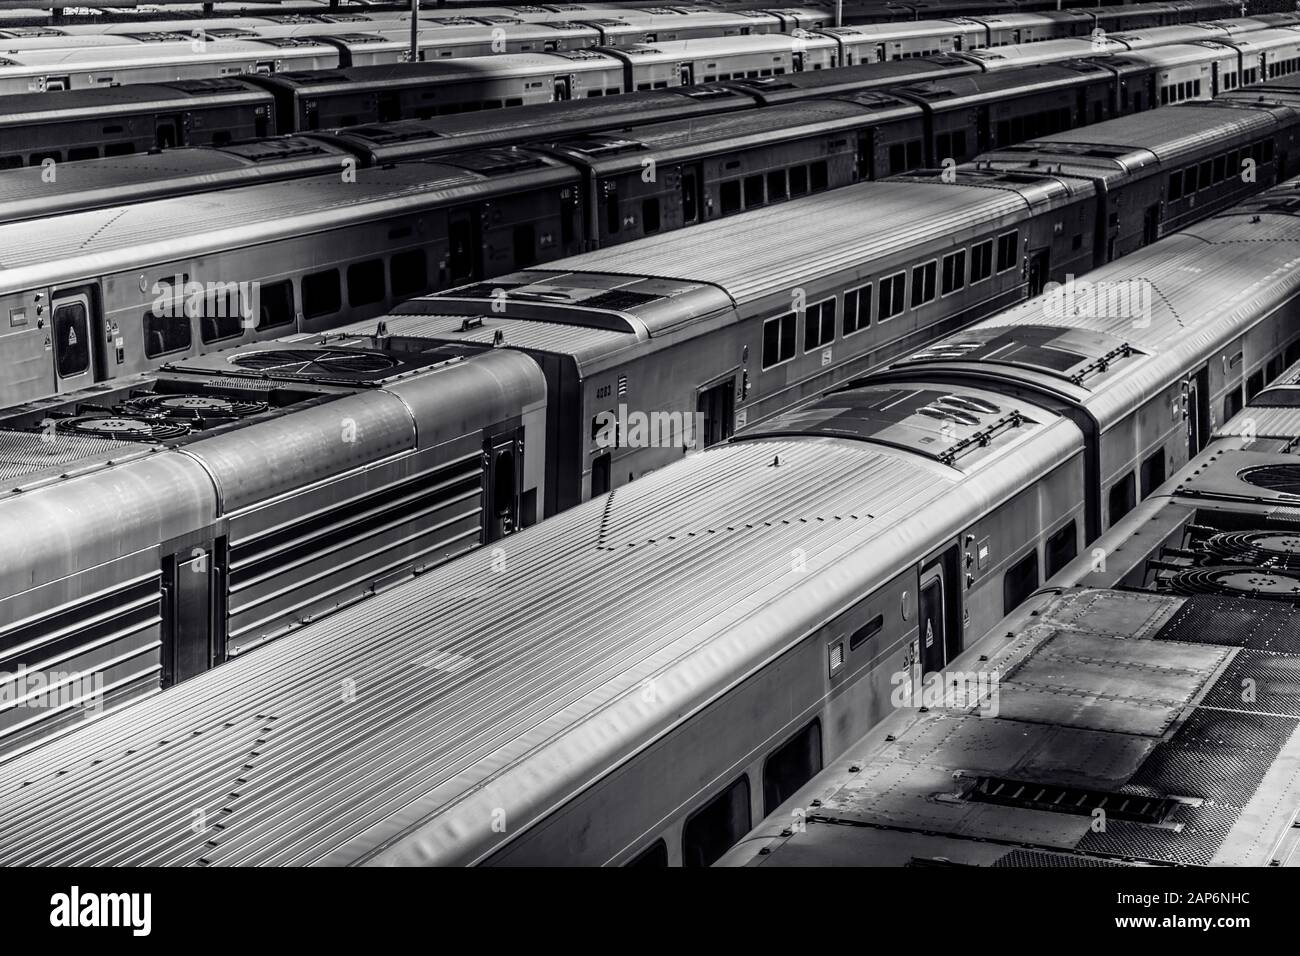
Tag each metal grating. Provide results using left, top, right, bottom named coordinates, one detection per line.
left=992, top=849, right=1137, bottom=867
left=965, top=775, right=1179, bottom=824
left=0, top=430, right=140, bottom=484
left=1152, top=595, right=1300, bottom=654
left=1199, top=651, right=1300, bottom=717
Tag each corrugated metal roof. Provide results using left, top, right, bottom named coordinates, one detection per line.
left=1213, top=405, right=1300, bottom=440
left=545, top=179, right=1035, bottom=305
left=337, top=311, right=631, bottom=363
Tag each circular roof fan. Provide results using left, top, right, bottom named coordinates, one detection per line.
left=121, top=394, right=268, bottom=421
left=229, top=348, right=399, bottom=377
left=55, top=414, right=190, bottom=443
left=1200, top=530, right=1300, bottom=572
left=1239, top=464, right=1300, bottom=496
left=1163, top=566, right=1300, bottom=602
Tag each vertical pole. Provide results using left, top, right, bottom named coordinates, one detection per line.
left=836, top=0, right=843, bottom=28
left=410, top=0, right=419, bottom=63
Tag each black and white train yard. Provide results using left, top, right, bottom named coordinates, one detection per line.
left=1, top=0, right=1299, bottom=880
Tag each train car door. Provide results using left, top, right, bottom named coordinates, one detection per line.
left=446, top=206, right=482, bottom=285
left=1143, top=203, right=1160, bottom=246
left=1027, top=249, right=1050, bottom=297
left=159, top=539, right=221, bottom=687
left=1186, top=366, right=1211, bottom=456
left=681, top=163, right=703, bottom=225
left=155, top=114, right=182, bottom=148
left=793, top=51, right=804, bottom=72
left=680, top=63, right=694, bottom=85
left=49, top=287, right=100, bottom=394
left=485, top=430, right=522, bottom=542
left=918, top=546, right=961, bottom=676
left=696, top=374, right=736, bottom=447
left=554, top=75, right=572, bottom=101
left=855, top=129, right=874, bottom=180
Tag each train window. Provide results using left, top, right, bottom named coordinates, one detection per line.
left=767, top=170, right=787, bottom=202
left=762, top=720, right=822, bottom=816
left=347, top=260, right=386, bottom=308
left=0, top=155, right=19, bottom=169
left=970, top=240, right=993, bottom=283
left=606, top=190, right=621, bottom=234
left=1213, top=155, right=1226, bottom=184
left=1002, top=549, right=1039, bottom=616
left=996, top=231, right=1019, bottom=273
left=904, top=142, right=921, bottom=170
left=810, top=160, right=828, bottom=192
left=303, top=269, right=341, bottom=319
left=1107, top=472, right=1136, bottom=527
left=68, top=146, right=98, bottom=162
left=720, top=180, right=741, bottom=214
left=196, top=284, right=244, bottom=343
left=1268, top=353, right=1285, bottom=382
left=888, top=143, right=906, bottom=176
left=744, top=175, right=764, bottom=208
left=878, top=272, right=906, bottom=321
left=1168, top=173, right=1183, bottom=202
left=591, top=454, right=610, bottom=497
left=1140, top=449, right=1166, bottom=498
left=642, top=198, right=661, bottom=234
left=53, top=301, right=91, bottom=379
left=1264, top=139, right=1275, bottom=163
left=762, top=312, right=797, bottom=369
left=910, top=261, right=936, bottom=308
left=143, top=310, right=192, bottom=358
left=390, top=250, right=429, bottom=298
left=682, top=774, right=751, bottom=868
left=843, top=283, right=871, bottom=336
left=1160, top=86, right=1169, bottom=106
left=1287, top=340, right=1300, bottom=366
left=803, top=299, right=835, bottom=352
left=1198, top=160, right=1212, bottom=189
left=1184, top=166, right=1198, bottom=193
left=1246, top=369, right=1264, bottom=401
left=849, top=614, right=883, bottom=651
left=1044, top=521, right=1077, bottom=580
left=625, top=840, right=667, bottom=867
left=256, top=280, right=295, bottom=330
left=789, top=166, right=808, bottom=197
left=941, top=250, right=965, bottom=296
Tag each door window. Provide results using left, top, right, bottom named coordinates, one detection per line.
left=53, top=300, right=90, bottom=378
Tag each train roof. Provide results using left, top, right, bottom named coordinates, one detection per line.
left=318, top=85, right=757, bottom=162
left=724, top=56, right=975, bottom=103
left=961, top=36, right=1125, bottom=68
left=0, top=151, right=578, bottom=293
left=720, top=583, right=1300, bottom=867
left=1107, top=21, right=1235, bottom=47
left=540, top=94, right=919, bottom=172
left=888, top=59, right=1119, bottom=110
left=618, top=32, right=838, bottom=60
left=532, top=175, right=1085, bottom=309
left=0, top=137, right=352, bottom=224
left=0, top=77, right=269, bottom=125
left=890, top=178, right=1300, bottom=430
left=0, top=35, right=336, bottom=67
left=817, top=19, right=984, bottom=41
left=0, top=398, right=1078, bottom=865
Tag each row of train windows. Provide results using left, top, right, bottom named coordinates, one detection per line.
left=142, top=250, right=431, bottom=358
left=994, top=106, right=1076, bottom=147
left=1267, top=57, right=1300, bottom=79
left=717, top=160, right=829, bottom=216
left=760, top=231, right=1019, bottom=370
left=584, top=87, right=625, bottom=96
left=634, top=80, right=673, bottom=90
left=1221, top=67, right=1259, bottom=91
left=1107, top=447, right=1167, bottom=529
left=1158, top=77, right=1201, bottom=105
left=1166, top=139, right=1273, bottom=201
left=1003, top=520, right=1078, bottom=617
left=702, top=67, right=783, bottom=81
left=889, top=139, right=925, bottom=174
left=1237, top=340, right=1300, bottom=411
left=626, top=718, right=823, bottom=867
left=410, top=97, right=527, bottom=119
left=1, top=142, right=138, bottom=168
left=891, top=48, right=944, bottom=59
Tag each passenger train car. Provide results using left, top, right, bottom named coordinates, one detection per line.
left=0, top=96, right=1294, bottom=756
left=2, top=171, right=1299, bottom=866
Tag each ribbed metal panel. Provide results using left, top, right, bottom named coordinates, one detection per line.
left=1214, top=406, right=1300, bottom=439
left=0, top=429, right=141, bottom=485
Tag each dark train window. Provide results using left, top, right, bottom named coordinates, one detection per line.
left=910, top=261, right=936, bottom=307
left=879, top=272, right=905, bottom=321
left=1198, top=160, right=1212, bottom=188
left=789, top=166, right=808, bottom=196
left=1140, top=448, right=1166, bottom=498
left=744, top=174, right=764, bottom=207
left=1224, top=386, right=1244, bottom=422
left=843, top=283, right=871, bottom=336
left=0, top=155, right=19, bottom=169
left=996, top=231, right=1019, bottom=273
left=143, top=310, right=192, bottom=358
left=68, top=146, right=97, bottom=161
left=942, top=250, right=965, bottom=295
left=1044, top=521, right=1077, bottom=579
left=905, top=141, right=921, bottom=169
left=762, top=312, right=797, bottom=369
left=1264, top=139, right=1275, bottom=163
left=1108, top=472, right=1136, bottom=527
left=888, top=142, right=906, bottom=175
left=720, top=179, right=742, bottom=214
left=200, top=287, right=244, bottom=343
left=970, top=240, right=993, bottom=283
left=625, top=840, right=667, bottom=867
left=1213, top=154, right=1226, bottom=183
left=1287, top=340, right=1300, bottom=366
left=641, top=198, right=661, bottom=233
left=1168, top=172, right=1182, bottom=201
left=256, top=279, right=295, bottom=329
left=682, top=774, right=751, bottom=868
left=763, top=720, right=822, bottom=816
left=810, top=160, right=828, bottom=192
left=1267, top=353, right=1285, bottom=382
left=1183, top=165, right=1197, bottom=193
left=513, top=224, right=537, bottom=267
left=347, top=259, right=386, bottom=308
left=767, top=169, right=787, bottom=202
left=303, top=269, right=341, bottom=319
left=605, top=190, right=621, bottom=233
left=803, top=299, right=835, bottom=352
left=1246, top=369, right=1264, bottom=401
left=390, top=250, right=429, bottom=298
left=1002, top=549, right=1039, bottom=616
left=849, top=614, right=883, bottom=651
left=53, top=301, right=90, bottom=378
left=591, top=453, right=610, bottom=496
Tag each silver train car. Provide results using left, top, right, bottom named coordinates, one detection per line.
left=2, top=170, right=1298, bottom=866
left=0, top=97, right=1292, bottom=756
